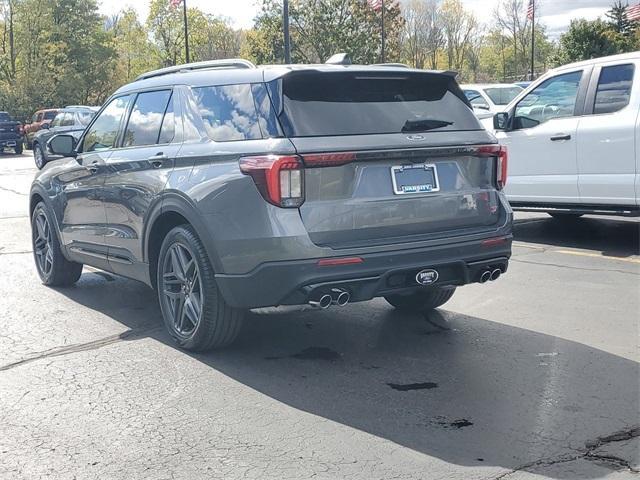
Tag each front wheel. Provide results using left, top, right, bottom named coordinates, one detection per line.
left=157, top=224, right=244, bottom=351
left=33, top=143, right=46, bottom=169
left=31, top=202, right=83, bottom=286
left=385, top=287, right=457, bottom=312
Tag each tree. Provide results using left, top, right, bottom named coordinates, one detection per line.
left=606, top=1, right=635, bottom=37
left=440, top=0, right=477, bottom=72
left=401, top=0, right=443, bottom=69
left=554, top=19, right=619, bottom=65
left=108, top=8, right=157, bottom=83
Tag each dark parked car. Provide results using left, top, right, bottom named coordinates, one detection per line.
left=0, top=111, right=24, bottom=154
left=30, top=59, right=513, bottom=351
left=32, top=106, right=97, bottom=169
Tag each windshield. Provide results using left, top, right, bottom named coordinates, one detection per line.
left=271, top=71, right=480, bottom=137
left=483, top=86, right=523, bottom=106
left=76, top=111, right=95, bottom=126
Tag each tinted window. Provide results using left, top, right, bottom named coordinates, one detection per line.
left=83, top=95, right=131, bottom=152
left=123, top=90, right=172, bottom=147
left=44, top=111, right=57, bottom=120
left=273, top=71, right=480, bottom=137
left=192, top=84, right=262, bottom=142
left=158, top=95, right=175, bottom=144
left=594, top=64, right=634, bottom=115
left=464, top=90, right=490, bottom=108
left=484, top=86, right=522, bottom=106
left=514, top=71, right=582, bottom=129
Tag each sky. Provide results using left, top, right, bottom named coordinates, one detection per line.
left=98, top=0, right=615, bottom=38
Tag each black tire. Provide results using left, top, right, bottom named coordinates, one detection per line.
left=548, top=212, right=583, bottom=219
left=157, top=224, right=244, bottom=351
left=33, top=143, right=46, bottom=169
left=31, top=202, right=83, bottom=286
left=385, top=287, right=457, bottom=312
left=14, top=142, right=23, bottom=154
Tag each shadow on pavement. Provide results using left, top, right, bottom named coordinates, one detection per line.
left=514, top=215, right=640, bottom=257
left=56, top=271, right=640, bottom=479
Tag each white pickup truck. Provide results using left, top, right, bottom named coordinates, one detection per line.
left=485, top=52, right=640, bottom=217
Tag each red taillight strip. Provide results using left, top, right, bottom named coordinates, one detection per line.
left=474, top=144, right=508, bottom=190
left=239, top=155, right=303, bottom=207
left=482, top=237, right=509, bottom=247
left=302, top=152, right=357, bottom=168
left=317, top=256, right=364, bottom=267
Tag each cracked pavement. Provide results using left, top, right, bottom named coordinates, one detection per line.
left=0, top=152, right=638, bottom=479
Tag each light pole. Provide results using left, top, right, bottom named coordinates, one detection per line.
left=284, top=0, right=291, bottom=64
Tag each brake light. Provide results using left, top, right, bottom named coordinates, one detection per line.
left=477, top=144, right=508, bottom=190
left=317, top=256, right=364, bottom=267
left=239, top=155, right=304, bottom=208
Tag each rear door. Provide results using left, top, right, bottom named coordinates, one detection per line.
left=576, top=61, right=637, bottom=206
left=102, top=89, right=180, bottom=281
left=270, top=70, right=503, bottom=248
left=495, top=69, right=589, bottom=204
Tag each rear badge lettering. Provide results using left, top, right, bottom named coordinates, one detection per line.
left=416, top=269, right=439, bottom=285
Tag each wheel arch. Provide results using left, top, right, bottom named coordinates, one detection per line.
left=145, top=193, right=223, bottom=290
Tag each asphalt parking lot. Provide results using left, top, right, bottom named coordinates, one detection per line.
left=0, top=152, right=638, bottom=480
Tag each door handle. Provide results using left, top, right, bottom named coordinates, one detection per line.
left=148, top=153, right=169, bottom=168
left=550, top=134, right=571, bottom=141
left=86, top=161, right=99, bottom=174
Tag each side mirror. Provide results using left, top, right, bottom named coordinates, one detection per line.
left=493, top=112, right=509, bottom=131
left=48, top=134, right=77, bottom=157
left=40, top=123, right=50, bottom=130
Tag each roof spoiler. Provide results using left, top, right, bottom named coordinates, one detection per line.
left=135, top=59, right=256, bottom=81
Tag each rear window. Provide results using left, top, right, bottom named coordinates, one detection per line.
left=270, top=71, right=481, bottom=137
left=483, top=86, right=523, bottom=106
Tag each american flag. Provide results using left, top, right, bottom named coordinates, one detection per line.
left=169, top=0, right=183, bottom=7
left=627, top=2, right=640, bottom=21
left=526, top=0, right=535, bottom=20
left=367, top=0, right=383, bottom=11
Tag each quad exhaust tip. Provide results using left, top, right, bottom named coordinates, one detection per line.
left=480, top=271, right=492, bottom=283
left=309, top=294, right=332, bottom=309
left=331, top=288, right=351, bottom=307
left=479, top=268, right=503, bottom=283
left=490, top=268, right=502, bottom=281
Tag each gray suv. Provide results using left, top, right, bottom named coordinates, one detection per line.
left=30, top=59, right=513, bottom=351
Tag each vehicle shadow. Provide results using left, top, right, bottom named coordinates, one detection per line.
left=56, top=271, right=640, bottom=479
left=514, top=215, right=640, bottom=257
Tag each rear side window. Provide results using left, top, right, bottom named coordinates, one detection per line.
left=593, top=64, right=634, bottom=115
left=271, top=71, right=481, bottom=137
left=43, top=111, right=57, bottom=120
left=123, top=90, right=172, bottom=147
left=192, top=84, right=262, bottom=142
left=484, top=86, right=522, bottom=106
left=60, top=112, right=75, bottom=126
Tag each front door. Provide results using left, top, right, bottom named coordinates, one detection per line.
left=60, top=95, right=132, bottom=269
left=496, top=69, right=588, bottom=204
left=102, top=89, right=180, bottom=282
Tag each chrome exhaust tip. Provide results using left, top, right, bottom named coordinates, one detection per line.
left=490, top=268, right=502, bottom=281
left=331, top=288, right=350, bottom=306
left=309, top=294, right=332, bottom=309
left=480, top=271, right=491, bottom=283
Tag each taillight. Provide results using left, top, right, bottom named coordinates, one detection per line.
left=302, top=152, right=356, bottom=167
left=239, top=155, right=304, bottom=208
left=477, top=144, right=508, bottom=190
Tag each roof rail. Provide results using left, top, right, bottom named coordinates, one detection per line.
left=372, top=63, right=409, bottom=68
left=135, top=59, right=256, bottom=81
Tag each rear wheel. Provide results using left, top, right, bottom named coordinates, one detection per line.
left=385, top=287, right=456, bottom=312
left=157, top=224, right=244, bottom=351
left=33, top=143, right=46, bottom=169
left=31, top=202, right=83, bottom=286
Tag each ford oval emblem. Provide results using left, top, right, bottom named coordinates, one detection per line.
left=406, top=134, right=425, bottom=141
left=416, top=269, right=439, bottom=285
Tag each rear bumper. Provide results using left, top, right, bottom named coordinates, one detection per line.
left=0, top=136, right=22, bottom=147
left=216, top=236, right=512, bottom=308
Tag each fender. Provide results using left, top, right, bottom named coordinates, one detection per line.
left=144, top=190, right=224, bottom=273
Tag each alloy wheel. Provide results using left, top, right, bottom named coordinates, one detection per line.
left=34, top=146, right=44, bottom=169
left=161, top=242, right=203, bottom=337
left=33, top=210, right=54, bottom=277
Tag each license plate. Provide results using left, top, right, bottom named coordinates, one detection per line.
left=6, top=141, right=15, bottom=146
left=391, top=164, right=440, bottom=195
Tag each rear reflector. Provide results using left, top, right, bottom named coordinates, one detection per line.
left=317, top=256, right=364, bottom=267
left=482, top=237, right=508, bottom=247
left=239, top=155, right=304, bottom=208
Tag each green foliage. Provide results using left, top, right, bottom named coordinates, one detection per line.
left=554, top=18, right=626, bottom=65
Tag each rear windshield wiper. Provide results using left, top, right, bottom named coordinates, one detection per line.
left=401, top=119, right=453, bottom=132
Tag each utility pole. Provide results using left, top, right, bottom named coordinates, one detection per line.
left=381, top=0, right=385, bottom=63
left=530, top=1, right=535, bottom=80
left=283, top=0, right=291, bottom=63
left=183, top=0, right=190, bottom=63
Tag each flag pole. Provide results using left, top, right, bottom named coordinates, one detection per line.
left=283, top=0, right=291, bottom=63
left=381, top=0, right=385, bottom=63
left=183, top=0, right=190, bottom=63
left=530, top=0, right=535, bottom=81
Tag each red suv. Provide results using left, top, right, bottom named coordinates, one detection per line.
left=23, top=109, right=59, bottom=149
